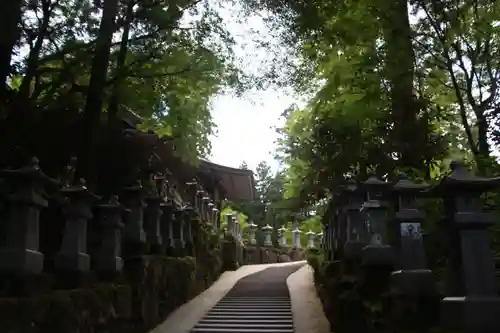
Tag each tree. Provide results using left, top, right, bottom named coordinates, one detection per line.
left=239, top=161, right=249, bottom=170
left=0, top=0, right=247, bottom=190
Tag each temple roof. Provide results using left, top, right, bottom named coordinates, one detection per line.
left=199, top=159, right=255, bottom=202
left=116, top=108, right=255, bottom=202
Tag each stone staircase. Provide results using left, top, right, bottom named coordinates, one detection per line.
left=191, top=264, right=304, bottom=333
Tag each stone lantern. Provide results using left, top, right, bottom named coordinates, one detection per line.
left=277, top=226, right=287, bottom=247
left=434, top=161, right=500, bottom=333
left=342, top=181, right=367, bottom=259
left=306, top=230, right=316, bottom=249
left=212, top=207, right=219, bottom=233
left=202, top=194, right=210, bottom=221
left=316, top=231, right=324, bottom=248
left=233, top=212, right=242, bottom=243
left=224, top=212, right=234, bottom=237
left=247, top=221, right=258, bottom=245
left=359, top=174, right=394, bottom=266
left=207, top=202, right=215, bottom=225
left=292, top=227, right=302, bottom=249
left=0, top=158, right=58, bottom=273
left=262, top=224, right=273, bottom=246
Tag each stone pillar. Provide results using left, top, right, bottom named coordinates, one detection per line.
left=342, top=182, right=367, bottom=260
left=56, top=179, right=99, bottom=272
left=0, top=158, right=57, bottom=273
left=306, top=230, right=315, bottom=248
left=292, top=227, right=302, bottom=249
left=278, top=226, right=287, bottom=247
left=225, top=213, right=234, bottom=237
left=144, top=193, right=162, bottom=254
left=95, top=196, right=125, bottom=273
left=316, top=231, right=324, bottom=248
left=201, top=194, right=210, bottom=221
left=247, top=221, right=258, bottom=245
left=262, top=224, right=273, bottom=246
left=359, top=175, right=394, bottom=297
left=233, top=212, right=242, bottom=243
left=207, top=202, right=214, bottom=225
left=121, top=181, right=146, bottom=256
left=212, top=207, right=219, bottom=233
left=160, top=199, right=175, bottom=256
left=437, top=162, right=500, bottom=333
left=390, top=173, right=438, bottom=331
left=196, top=189, right=204, bottom=216
left=183, top=206, right=195, bottom=256
left=173, top=207, right=186, bottom=256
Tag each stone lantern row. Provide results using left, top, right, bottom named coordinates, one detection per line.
left=0, top=158, right=216, bottom=275
left=224, top=212, right=322, bottom=249
left=321, top=162, right=500, bottom=333
left=185, top=178, right=219, bottom=231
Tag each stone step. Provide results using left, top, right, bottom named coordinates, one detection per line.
left=200, top=319, right=294, bottom=325
left=191, top=327, right=294, bottom=333
left=195, top=323, right=294, bottom=329
left=212, top=306, right=291, bottom=312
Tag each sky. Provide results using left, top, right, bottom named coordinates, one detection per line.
left=204, top=4, right=297, bottom=172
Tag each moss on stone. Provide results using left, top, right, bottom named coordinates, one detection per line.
left=0, top=284, right=132, bottom=333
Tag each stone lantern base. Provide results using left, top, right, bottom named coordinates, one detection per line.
left=0, top=248, right=44, bottom=273
left=441, top=296, right=500, bottom=333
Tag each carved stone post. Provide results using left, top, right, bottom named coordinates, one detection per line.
left=292, top=226, right=302, bottom=249
left=208, top=202, right=214, bottom=225
left=202, top=194, right=210, bottom=221
left=56, top=179, right=99, bottom=272
left=437, top=162, right=500, bottom=333
left=316, top=231, right=324, bottom=248
left=247, top=221, right=258, bottom=245
left=160, top=199, right=175, bottom=256
left=360, top=175, right=394, bottom=265
left=225, top=213, right=234, bottom=237
left=121, top=181, right=146, bottom=256
left=183, top=206, right=195, bottom=256
left=307, top=230, right=316, bottom=249
left=173, top=207, right=186, bottom=256
left=359, top=175, right=394, bottom=299
left=390, top=173, right=438, bottom=331
left=342, top=182, right=367, bottom=261
left=262, top=224, right=273, bottom=246
left=144, top=193, right=162, bottom=254
left=95, top=196, right=125, bottom=273
left=212, top=207, right=219, bottom=233
left=233, top=212, right=242, bottom=243
left=278, top=226, right=287, bottom=247
left=0, top=158, right=57, bottom=273
left=196, top=189, right=204, bottom=216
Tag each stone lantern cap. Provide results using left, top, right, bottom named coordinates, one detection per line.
left=212, top=207, right=219, bottom=212
left=306, top=230, right=315, bottom=236
left=392, top=172, right=429, bottom=194
left=277, top=226, right=287, bottom=232
left=262, top=224, right=273, bottom=231
left=431, top=160, right=500, bottom=194
left=292, top=227, right=302, bottom=233
left=1, top=157, right=58, bottom=188
left=247, top=221, right=257, bottom=229
left=316, top=231, right=323, bottom=236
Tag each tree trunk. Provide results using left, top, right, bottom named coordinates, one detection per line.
left=0, top=0, right=22, bottom=107
left=377, top=0, right=422, bottom=169
left=76, top=0, right=120, bottom=186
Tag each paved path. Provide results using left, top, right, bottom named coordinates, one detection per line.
left=151, top=261, right=330, bottom=333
